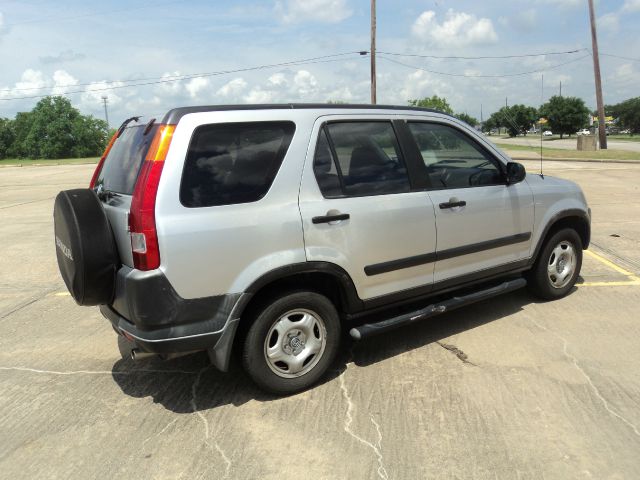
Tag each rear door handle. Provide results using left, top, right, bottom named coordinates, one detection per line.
left=312, top=213, right=350, bottom=224
left=439, top=199, right=466, bottom=209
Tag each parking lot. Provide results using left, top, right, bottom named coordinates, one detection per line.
left=1, top=161, right=639, bottom=479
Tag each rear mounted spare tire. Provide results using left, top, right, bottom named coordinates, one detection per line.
left=53, top=189, right=120, bottom=306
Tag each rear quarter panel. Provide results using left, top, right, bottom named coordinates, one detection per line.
left=154, top=110, right=314, bottom=299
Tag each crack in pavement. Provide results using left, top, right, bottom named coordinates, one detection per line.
left=190, top=365, right=232, bottom=479
left=339, top=369, right=389, bottom=480
left=141, top=417, right=180, bottom=452
left=0, top=196, right=55, bottom=210
left=0, top=288, right=55, bottom=320
left=529, top=317, right=640, bottom=437
left=436, top=341, right=477, bottom=366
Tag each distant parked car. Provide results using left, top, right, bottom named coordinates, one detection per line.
left=543, top=131, right=553, bottom=137
left=576, top=129, right=590, bottom=136
left=620, top=129, right=631, bottom=134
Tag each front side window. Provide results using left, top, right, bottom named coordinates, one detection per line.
left=408, top=122, right=504, bottom=189
left=313, top=122, right=410, bottom=197
left=180, top=121, right=295, bottom=207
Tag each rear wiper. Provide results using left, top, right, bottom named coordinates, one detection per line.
left=116, top=116, right=142, bottom=138
left=95, top=186, right=121, bottom=202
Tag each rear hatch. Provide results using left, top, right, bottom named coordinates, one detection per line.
left=93, top=119, right=159, bottom=267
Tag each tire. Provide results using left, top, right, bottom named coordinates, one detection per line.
left=527, top=228, right=583, bottom=300
left=53, top=189, right=119, bottom=306
left=242, top=291, right=340, bottom=395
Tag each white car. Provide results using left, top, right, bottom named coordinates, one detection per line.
left=543, top=131, right=553, bottom=137
left=577, top=129, right=591, bottom=136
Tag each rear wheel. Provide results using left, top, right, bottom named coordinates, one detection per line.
left=528, top=228, right=582, bottom=300
left=242, top=291, right=340, bottom=395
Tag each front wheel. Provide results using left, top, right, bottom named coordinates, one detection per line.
left=242, top=291, right=340, bottom=395
left=527, top=228, right=583, bottom=300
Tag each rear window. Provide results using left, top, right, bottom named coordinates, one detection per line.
left=180, top=121, right=295, bottom=208
left=95, top=124, right=159, bottom=195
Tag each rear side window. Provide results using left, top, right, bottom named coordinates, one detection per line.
left=313, top=122, right=410, bottom=197
left=95, top=124, right=159, bottom=194
left=180, top=121, right=295, bottom=208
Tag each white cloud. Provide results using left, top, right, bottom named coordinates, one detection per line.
left=623, top=0, right=640, bottom=12
left=598, top=12, right=619, bottom=32
left=156, top=71, right=183, bottom=95
left=412, top=9, right=498, bottom=48
left=268, top=73, right=288, bottom=88
left=51, top=70, right=78, bottom=95
left=616, top=63, right=635, bottom=77
left=185, top=77, right=209, bottom=99
left=81, top=80, right=126, bottom=109
left=217, top=77, right=248, bottom=97
left=243, top=87, right=274, bottom=103
left=275, top=0, right=352, bottom=24
left=293, top=70, right=318, bottom=96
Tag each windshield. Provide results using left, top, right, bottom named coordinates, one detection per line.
left=95, top=123, right=159, bottom=195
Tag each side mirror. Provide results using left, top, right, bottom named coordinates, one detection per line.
left=506, top=162, right=526, bottom=185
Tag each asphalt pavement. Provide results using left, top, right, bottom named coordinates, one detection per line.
left=1, top=162, right=639, bottom=479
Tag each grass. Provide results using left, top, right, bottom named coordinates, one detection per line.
left=493, top=142, right=640, bottom=161
left=608, top=135, right=640, bottom=142
left=0, top=157, right=99, bottom=167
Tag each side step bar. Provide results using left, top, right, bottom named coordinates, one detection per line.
left=349, top=278, right=527, bottom=340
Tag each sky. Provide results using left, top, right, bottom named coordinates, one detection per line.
left=0, top=0, right=639, bottom=126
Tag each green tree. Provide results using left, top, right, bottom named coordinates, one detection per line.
left=23, top=96, right=81, bottom=158
left=489, top=104, right=538, bottom=137
left=608, top=97, right=640, bottom=135
left=71, top=116, right=109, bottom=157
left=0, top=118, right=16, bottom=159
left=8, top=112, right=32, bottom=158
left=7, top=96, right=109, bottom=159
left=539, top=95, right=590, bottom=139
left=408, top=95, right=454, bottom=115
left=455, top=112, right=478, bottom=127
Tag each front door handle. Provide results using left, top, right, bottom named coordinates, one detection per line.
left=312, top=212, right=350, bottom=224
left=439, top=198, right=466, bottom=209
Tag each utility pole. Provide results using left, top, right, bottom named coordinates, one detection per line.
left=588, top=0, right=607, bottom=149
left=370, top=0, right=376, bottom=105
left=559, top=80, right=562, bottom=97
left=480, top=103, right=483, bottom=129
left=101, top=95, right=110, bottom=130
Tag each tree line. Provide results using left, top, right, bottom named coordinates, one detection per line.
left=410, top=95, right=640, bottom=138
left=0, top=96, right=110, bottom=160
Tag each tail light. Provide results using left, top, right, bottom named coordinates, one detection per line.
left=89, top=132, right=118, bottom=188
left=128, top=124, right=176, bottom=271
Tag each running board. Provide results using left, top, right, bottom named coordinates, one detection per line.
left=349, top=277, right=527, bottom=340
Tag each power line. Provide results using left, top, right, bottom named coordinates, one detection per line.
left=0, top=52, right=366, bottom=101
left=378, top=54, right=592, bottom=78
left=376, top=48, right=587, bottom=60
left=600, top=53, right=640, bottom=63
left=1, top=51, right=362, bottom=94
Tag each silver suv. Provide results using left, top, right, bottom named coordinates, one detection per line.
left=54, top=104, right=590, bottom=394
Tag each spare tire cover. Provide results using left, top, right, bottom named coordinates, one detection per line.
left=53, top=189, right=119, bottom=306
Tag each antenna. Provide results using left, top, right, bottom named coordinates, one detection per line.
left=540, top=74, right=544, bottom=178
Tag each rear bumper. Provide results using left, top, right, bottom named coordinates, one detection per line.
left=99, top=266, right=249, bottom=370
